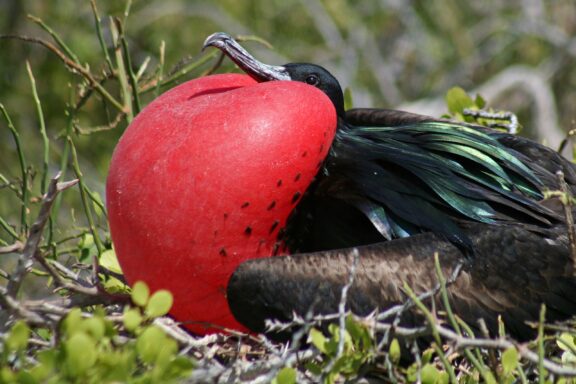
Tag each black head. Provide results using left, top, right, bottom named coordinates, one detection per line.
left=203, top=33, right=345, bottom=117
left=283, top=63, right=345, bottom=117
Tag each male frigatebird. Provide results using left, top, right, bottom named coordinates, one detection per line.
left=203, top=32, right=576, bottom=340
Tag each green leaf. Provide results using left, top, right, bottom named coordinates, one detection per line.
left=103, top=275, right=130, bottom=293
left=272, top=367, right=296, bottom=384
left=421, top=348, right=434, bottom=364
left=65, top=332, right=97, bottom=377
left=344, top=87, right=354, bottom=110
left=132, top=281, right=150, bottom=307
left=123, top=307, right=143, bottom=331
left=437, top=371, right=449, bottom=384
left=345, top=315, right=372, bottom=351
left=136, top=326, right=166, bottom=364
left=389, top=338, right=401, bottom=364
left=91, top=190, right=105, bottom=217
left=485, top=371, right=498, bottom=384
left=420, top=363, right=439, bottom=384
left=79, top=233, right=94, bottom=249
left=163, top=356, right=195, bottom=381
left=445, top=87, right=474, bottom=114
left=0, top=368, right=15, bottom=383
left=145, top=289, right=173, bottom=318
left=308, top=328, right=328, bottom=354
left=305, top=361, right=322, bottom=375
left=79, top=317, right=106, bottom=339
left=30, top=350, right=56, bottom=381
left=99, top=248, right=123, bottom=274
left=37, top=328, right=51, bottom=340
left=154, top=337, right=178, bottom=368
left=557, top=333, right=576, bottom=351
left=498, top=315, right=506, bottom=338
left=63, top=308, right=83, bottom=335
left=475, top=93, right=486, bottom=109
left=502, top=346, right=518, bottom=376
left=6, top=321, right=30, bottom=352
left=15, top=371, right=36, bottom=384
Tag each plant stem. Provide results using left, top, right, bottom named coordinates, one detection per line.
left=0, top=104, right=28, bottom=235
left=69, top=138, right=104, bottom=256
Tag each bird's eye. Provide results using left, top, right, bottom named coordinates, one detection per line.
left=305, top=74, right=320, bottom=86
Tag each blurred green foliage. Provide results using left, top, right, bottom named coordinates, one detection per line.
left=0, top=283, right=193, bottom=383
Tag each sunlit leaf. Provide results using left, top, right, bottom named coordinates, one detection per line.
left=65, top=332, right=97, bottom=376
left=389, top=338, right=401, bottom=364
left=308, top=328, right=328, bottom=354
left=132, top=281, right=150, bottom=307
left=502, top=346, right=518, bottom=376
left=6, top=321, right=30, bottom=352
left=100, top=248, right=123, bottom=274
left=272, top=367, right=296, bottom=384
left=145, top=290, right=173, bottom=318
left=124, top=307, right=143, bottom=331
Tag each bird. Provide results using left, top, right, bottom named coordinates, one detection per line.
left=202, top=32, right=576, bottom=340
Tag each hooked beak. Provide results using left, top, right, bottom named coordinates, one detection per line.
left=203, top=32, right=291, bottom=82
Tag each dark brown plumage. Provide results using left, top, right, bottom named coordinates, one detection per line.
left=228, top=219, right=576, bottom=340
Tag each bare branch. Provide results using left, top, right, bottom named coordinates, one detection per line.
left=6, top=173, right=78, bottom=297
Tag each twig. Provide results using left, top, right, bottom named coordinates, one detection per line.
left=25, top=62, right=49, bottom=195
left=27, top=14, right=81, bottom=65
left=320, top=248, right=359, bottom=379
left=463, top=108, right=519, bottom=134
left=0, top=104, right=28, bottom=234
left=89, top=0, right=113, bottom=71
left=557, top=127, right=576, bottom=155
left=69, top=138, right=104, bottom=255
left=0, top=35, right=125, bottom=112
left=377, top=260, right=464, bottom=322
left=6, top=173, right=78, bottom=297
left=153, top=317, right=221, bottom=348
left=0, top=242, right=23, bottom=254
left=435, top=324, right=576, bottom=377
left=0, top=286, right=47, bottom=326
left=556, top=171, right=576, bottom=267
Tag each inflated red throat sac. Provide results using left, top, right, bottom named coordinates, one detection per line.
left=106, top=74, right=337, bottom=334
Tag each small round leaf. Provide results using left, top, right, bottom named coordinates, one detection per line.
left=65, top=332, right=97, bottom=376
left=389, top=338, right=401, bottom=364
left=274, top=367, right=297, bottom=384
left=145, top=290, right=173, bottom=318
left=6, top=321, right=30, bottom=352
left=420, top=363, right=439, bottom=384
left=502, top=346, right=519, bottom=376
left=137, top=326, right=166, bottom=364
left=132, top=281, right=150, bottom=307
left=63, top=308, right=83, bottom=335
left=100, top=248, right=123, bottom=274
left=79, top=317, right=106, bottom=339
left=123, top=307, right=143, bottom=332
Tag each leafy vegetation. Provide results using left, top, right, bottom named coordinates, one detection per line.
left=1, top=1, right=576, bottom=383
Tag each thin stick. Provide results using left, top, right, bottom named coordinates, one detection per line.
left=69, top=139, right=104, bottom=255
left=0, top=35, right=125, bottom=112
left=556, top=171, right=576, bottom=269
left=27, top=15, right=80, bottom=65
left=26, top=62, right=49, bottom=195
left=6, top=173, right=78, bottom=297
left=0, top=104, right=28, bottom=234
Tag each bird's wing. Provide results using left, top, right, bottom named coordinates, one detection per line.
left=346, top=108, right=576, bottom=192
left=227, top=222, right=576, bottom=340
left=316, top=110, right=562, bottom=250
